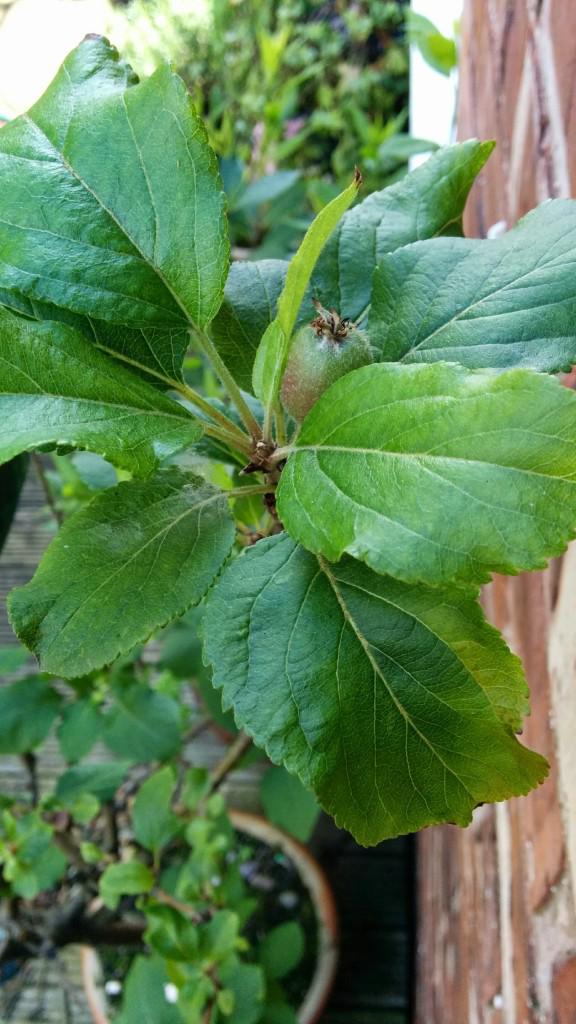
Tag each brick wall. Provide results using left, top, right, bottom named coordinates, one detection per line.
left=415, top=2, right=576, bottom=1022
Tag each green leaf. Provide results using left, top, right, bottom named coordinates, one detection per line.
left=0, top=455, right=28, bottom=554
left=259, top=922, right=305, bottom=980
left=71, top=452, right=117, bottom=491
left=201, top=910, right=241, bottom=963
left=56, top=761, right=130, bottom=805
left=260, top=766, right=320, bottom=843
left=0, top=309, right=202, bottom=477
left=311, top=140, right=494, bottom=321
left=133, top=767, right=179, bottom=856
left=217, top=989, right=236, bottom=1016
left=0, top=289, right=191, bottom=386
left=0, top=678, right=61, bottom=753
left=277, top=363, right=576, bottom=586
left=252, top=174, right=361, bottom=412
left=3, top=817, right=67, bottom=899
left=204, top=535, right=548, bottom=843
left=182, top=767, right=211, bottom=810
left=211, top=144, right=492, bottom=391
left=105, top=684, right=182, bottom=762
left=57, top=699, right=103, bottom=762
left=80, top=841, right=105, bottom=865
left=219, top=960, right=265, bottom=1024
left=9, top=469, right=235, bottom=676
left=0, top=36, right=228, bottom=376
left=144, top=902, right=199, bottom=961
left=407, top=11, right=458, bottom=75
left=0, top=644, right=29, bottom=674
left=370, top=200, right=576, bottom=374
left=70, top=793, right=101, bottom=825
left=100, top=860, right=155, bottom=910
left=114, top=956, right=185, bottom=1024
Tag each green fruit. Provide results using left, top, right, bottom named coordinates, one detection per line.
left=280, top=311, right=372, bottom=422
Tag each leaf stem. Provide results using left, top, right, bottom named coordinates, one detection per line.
left=201, top=422, right=253, bottom=456
left=95, top=342, right=251, bottom=441
left=225, top=485, right=271, bottom=500
left=153, top=887, right=204, bottom=925
left=190, top=328, right=263, bottom=440
left=273, top=400, right=287, bottom=446
left=208, top=732, right=253, bottom=793
left=172, top=381, right=250, bottom=445
left=263, top=402, right=275, bottom=441
left=270, top=444, right=294, bottom=464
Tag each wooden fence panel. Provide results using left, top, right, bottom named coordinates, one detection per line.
left=416, top=2, right=576, bottom=1021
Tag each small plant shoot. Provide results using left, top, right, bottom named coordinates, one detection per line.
left=4, top=37, right=576, bottom=846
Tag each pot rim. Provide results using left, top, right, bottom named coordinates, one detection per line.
left=80, top=809, right=339, bottom=1024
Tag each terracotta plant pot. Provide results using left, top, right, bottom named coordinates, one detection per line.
left=81, top=809, right=339, bottom=1024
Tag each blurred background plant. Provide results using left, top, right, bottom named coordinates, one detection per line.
left=108, top=0, right=438, bottom=257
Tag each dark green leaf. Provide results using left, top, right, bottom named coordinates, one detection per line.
left=261, top=1003, right=297, bottom=1024
left=311, top=140, right=494, bottom=321
left=0, top=455, right=28, bottom=553
left=210, top=260, right=296, bottom=393
left=204, top=534, right=548, bottom=843
left=0, top=36, right=228, bottom=376
left=9, top=469, right=235, bottom=676
left=370, top=201, right=576, bottom=374
left=260, top=766, right=320, bottom=842
left=277, top=363, right=576, bottom=586
left=0, top=309, right=202, bottom=476
left=0, top=289, right=190, bottom=385
left=259, top=922, right=305, bottom=980
left=0, top=678, right=61, bottom=753
left=234, top=171, right=301, bottom=210
left=56, top=761, right=130, bottom=805
left=196, top=673, right=238, bottom=735
left=57, top=699, right=103, bottom=762
left=104, top=684, right=182, bottom=762
left=158, top=608, right=205, bottom=678
left=133, top=767, right=179, bottom=855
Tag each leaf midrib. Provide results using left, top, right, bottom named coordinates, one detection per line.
left=334, top=573, right=525, bottom=727
left=292, top=444, right=576, bottom=484
left=39, top=489, right=226, bottom=658
left=318, top=556, right=476, bottom=802
left=405, top=221, right=576, bottom=354
left=0, top=390, right=194, bottom=423
left=23, top=113, right=195, bottom=330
